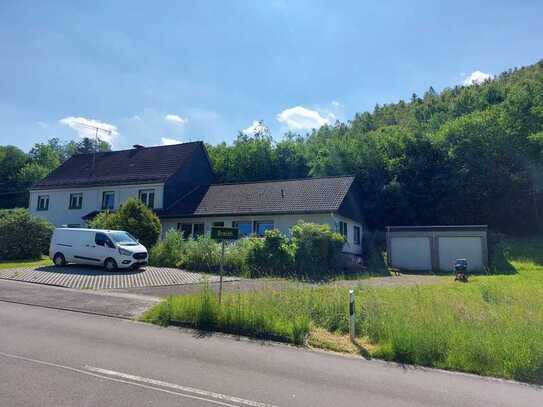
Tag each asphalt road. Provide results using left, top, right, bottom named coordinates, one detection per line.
left=1, top=301, right=541, bottom=406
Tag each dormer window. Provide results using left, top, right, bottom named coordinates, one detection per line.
left=139, top=189, right=155, bottom=209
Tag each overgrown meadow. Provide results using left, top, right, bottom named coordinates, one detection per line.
left=143, top=237, right=543, bottom=384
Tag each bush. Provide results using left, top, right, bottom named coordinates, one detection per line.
left=246, top=229, right=295, bottom=277
left=0, top=208, right=53, bottom=260
left=90, top=198, right=160, bottom=248
left=183, top=236, right=221, bottom=272
left=149, top=229, right=185, bottom=267
left=224, top=237, right=259, bottom=276
left=291, top=222, right=345, bottom=279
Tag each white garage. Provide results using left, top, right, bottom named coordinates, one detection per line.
left=389, top=237, right=432, bottom=270
left=386, top=226, right=488, bottom=272
left=438, top=237, right=484, bottom=271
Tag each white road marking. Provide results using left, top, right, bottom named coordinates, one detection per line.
left=0, top=351, right=277, bottom=407
left=85, top=365, right=278, bottom=407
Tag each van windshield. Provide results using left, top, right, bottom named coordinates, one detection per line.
left=109, top=231, right=138, bottom=246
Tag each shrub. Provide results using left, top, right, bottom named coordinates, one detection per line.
left=149, top=229, right=186, bottom=267
left=0, top=208, right=54, bottom=260
left=90, top=198, right=160, bottom=248
left=246, top=229, right=295, bottom=277
left=183, top=236, right=221, bottom=272
left=224, top=237, right=259, bottom=276
left=291, top=222, right=344, bottom=279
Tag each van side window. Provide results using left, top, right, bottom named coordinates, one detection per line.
left=95, top=233, right=107, bottom=247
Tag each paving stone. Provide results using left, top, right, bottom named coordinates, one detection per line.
left=0, top=265, right=237, bottom=290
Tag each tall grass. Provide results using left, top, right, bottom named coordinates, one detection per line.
left=143, top=237, right=543, bottom=384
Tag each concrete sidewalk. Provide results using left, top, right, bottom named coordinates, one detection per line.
left=0, top=279, right=159, bottom=318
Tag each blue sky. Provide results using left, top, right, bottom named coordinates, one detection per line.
left=1, top=1, right=542, bottom=151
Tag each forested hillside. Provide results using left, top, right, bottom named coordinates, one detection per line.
left=208, top=60, right=543, bottom=233
left=2, top=61, right=542, bottom=233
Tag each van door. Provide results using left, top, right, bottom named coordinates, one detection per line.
left=92, top=232, right=117, bottom=264
left=72, top=232, right=101, bottom=265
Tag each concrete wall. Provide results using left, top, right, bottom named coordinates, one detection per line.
left=161, top=212, right=363, bottom=255
left=29, top=182, right=164, bottom=227
left=386, top=227, right=488, bottom=272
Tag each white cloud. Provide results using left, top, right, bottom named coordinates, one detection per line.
left=242, top=120, right=270, bottom=137
left=276, top=106, right=331, bottom=130
left=164, top=114, right=188, bottom=125
left=59, top=116, right=118, bottom=144
left=331, top=100, right=341, bottom=107
left=463, top=70, right=492, bottom=85
left=161, top=137, right=182, bottom=145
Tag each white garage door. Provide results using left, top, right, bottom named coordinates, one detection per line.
left=390, top=237, right=432, bottom=271
left=438, top=237, right=483, bottom=271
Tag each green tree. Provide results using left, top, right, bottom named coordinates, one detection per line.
left=89, top=198, right=161, bottom=248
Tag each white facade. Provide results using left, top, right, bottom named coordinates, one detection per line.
left=29, top=183, right=164, bottom=227
left=161, top=212, right=363, bottom=255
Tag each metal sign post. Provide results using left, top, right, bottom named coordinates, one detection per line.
left=219, top=240, right=225, bottom=304
left=349, top=289, right=355, bottom=341
left=211, top=227, right=239, bottom=305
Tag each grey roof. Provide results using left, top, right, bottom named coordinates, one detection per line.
left=32, top=142, right=204, bottom=189
left=160, top=176, right=356, bottom=218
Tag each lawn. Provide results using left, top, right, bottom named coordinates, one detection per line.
left=142, top=236, right=543, bottom=384
left=0, top=256, right=52, bottom=270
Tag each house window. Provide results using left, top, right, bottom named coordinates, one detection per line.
left=193, top=223, right=205, bottom=238
left=177, top=223, right=205, bottom=239
left=102, top=191, right=115, bottom=210
left=178, top=223, right=192, bottom=239
left=213, top=221, right=225, bottom=227
left=254, top=221, right=274, bottom=237
left=37, top=195, right=49, bottom=211
left=338, top=221, right=348, bottom=238
left=353, top=225, right=361, bottom=245
left=69, top=193, right=83, bottom=210
left=232, top=221, right=252, bottom=237
left=139, top=189, right=155, bottom=209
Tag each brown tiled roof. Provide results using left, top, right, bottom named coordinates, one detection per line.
left=32, top=142, right=203, bottom=189
left=160, top=176, right=356, bottom=218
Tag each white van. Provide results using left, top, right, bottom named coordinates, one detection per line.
left=49, top=228, right=148, bottom=271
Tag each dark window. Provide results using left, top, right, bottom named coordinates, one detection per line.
left=69, top=193, right=83, bottom=209
left=102, top=191, right=115, bottom=210
left=177, top=223, right=192, bottom=239
left=353, top=225, right=361, bottom=245
left=193, top=223, right=204, bottom=238
left=139, top=189, right=155, bottom=209
left=95, top=233, right=115, bottom=248
left=213, top=221, right=224, bottom=227
left=37, top=195, right=49, bottom=211
left=95, top=233, right=107, bottom=247
left=339, top=221, right=348, bottom=238
left=254, top=221, right=274, bottom=237
left=233, top=221, right=252, bottom=237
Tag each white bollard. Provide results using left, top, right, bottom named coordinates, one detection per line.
left=349, top=289, right=355, bottom=341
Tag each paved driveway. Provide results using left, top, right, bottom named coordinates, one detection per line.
left=0, top=265, right=237, bottom=290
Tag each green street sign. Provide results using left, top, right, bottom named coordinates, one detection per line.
left=211, top=227, right=239, bottom=241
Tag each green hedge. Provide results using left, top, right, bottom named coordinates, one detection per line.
left=149, top=222, right=345, bottom=279
left=0, top=208, right=53, bottom=260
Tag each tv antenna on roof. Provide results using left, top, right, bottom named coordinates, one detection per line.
left=72, top=121, right=113, bottom=175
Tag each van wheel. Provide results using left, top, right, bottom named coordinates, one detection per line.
left=53, top=253, right=66, bottom=267
left=104, top=258, right=118, bottom=272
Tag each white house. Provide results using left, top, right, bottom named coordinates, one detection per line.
left=159, top=176, right=364, bottom=255
left=30, top=142, right=364, bottom=256
left=29, top=142, right=215, bottom=227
